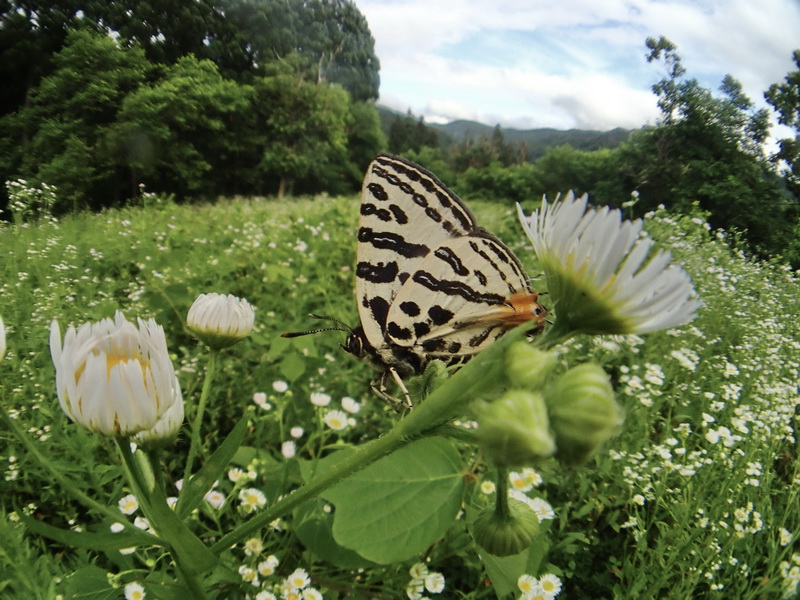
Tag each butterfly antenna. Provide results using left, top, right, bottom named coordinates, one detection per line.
left=281, top=314, right=354, bottom=338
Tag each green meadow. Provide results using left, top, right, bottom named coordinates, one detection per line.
left=1, top=193, right=799, bottom=599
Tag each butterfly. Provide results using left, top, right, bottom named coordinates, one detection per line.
left=284, top=154, right=547, bottom=407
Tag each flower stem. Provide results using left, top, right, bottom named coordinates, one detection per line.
left=494, top=466, right=510, bottom=518
left=212, top=323, right=536, bottom=552
left=183, top=349, right=219, bottom=486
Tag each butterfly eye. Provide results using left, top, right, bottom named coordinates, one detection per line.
left=345, top=333, right=364, bottom=358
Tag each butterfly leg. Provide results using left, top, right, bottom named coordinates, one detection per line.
left=370, top=367, right=413, bottom=411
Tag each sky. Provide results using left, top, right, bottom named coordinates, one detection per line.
left=357, top=0, right=800, bottom=133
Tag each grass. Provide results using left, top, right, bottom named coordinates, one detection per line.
left=0, top=193, right=799, bottom=599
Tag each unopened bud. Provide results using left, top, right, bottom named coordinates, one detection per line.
left=187, top=293, right=255, bottom=349
left=473, top=499, right=541, bottom=557
left=505, top=342, right=558, bottom=389
left=545, top=363, right=623, bottom=464
left=476, top=390, right=556, bottom=467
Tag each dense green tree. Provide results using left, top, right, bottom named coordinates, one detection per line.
left=765, top=49, right=800, bottom=197
left=253, top=73, right=351, bottom=197
left=107, top=55, right=254, bottom=198
left=217, top=0, right=379, bottom=101
left=615, top=36, right=796, bottom=260
left=344, top=101, right=387, bottom=188
left=0, top=28, right=151, bottom=211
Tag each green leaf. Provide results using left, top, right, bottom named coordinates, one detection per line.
left=17, top=512, right=158, bottom=550
left=177, top=415, right=248, bottom=519
left=279, top=351, right=307, bottom=382
left=64, top=565, right=117, bottom=599
left=321, top=437, right=464, bottom=564
left=293, top=499, right=378, bottom=569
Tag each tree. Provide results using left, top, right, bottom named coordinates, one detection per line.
left=253, top=73, right=351, bottom=197
left=107, top=55, right=254, bottom=198
left=218, top=0, right=380, bottom=101
left=765, top=49, right=800, bottom=197
left=0, top=29, right=151, bottom=211
left=388, top=111, right=439, bottom=154
left=614, top=36, right=796, bottom=260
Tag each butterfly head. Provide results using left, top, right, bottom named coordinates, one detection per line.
left=282, top=314, right=369, bottom=359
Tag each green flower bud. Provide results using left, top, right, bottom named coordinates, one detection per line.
left=505, top=342, right=558, bottom=389
left=545, top=363, right=624, bottom=464
left=476, top=390, right=556, bottom=467
left=473, top=499, right=541, bottom=556
left=409, top=359, right=450, bottom=398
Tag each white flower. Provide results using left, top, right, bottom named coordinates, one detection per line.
left=518, top=574, right=538, bottom=594
left=424, top=571, right=445, bottom=593
left=256, top=592, right=277, bottom=600
left=133, top=384, right=184, bottom=448
left=287, top=567, right=310, bottom=589
left=341, top=396, right=361, bottom=414
left=273, top=380, right=289, bottom=393
left=538, top=573, right=562, bottom=597
left=253, top=392, right=271, bottom=410
left=124, top=582, right=146, bottom=600
left=480, top=481, right=496, bottom=494
left=323, top=409, right=348, bottom=431
left=258, top=555, right=279, bottom=576
left=290, top=426, right=304, bottom=438
left=282, top=440, right=297, bottom=459
left=203, top=490, right=226, bottom=509
left=518, top=193, right=700, bottom=336
left=244, top=537, right=263, bottom=556
left=50, top=312, right=180, bottom=437
left=310, top=392, right=331, bottom=407
left=118, top=494, right=139, bottom=515
left=409, top=563, right=429, bottom=579
left=302, top=588, right=323, bottom=600
left=238, top=487, right=267, bottom=512
left=187, top=293, right=255, bottom=348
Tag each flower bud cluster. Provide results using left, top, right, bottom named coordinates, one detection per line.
left=475, top=342, right=623, bottom=467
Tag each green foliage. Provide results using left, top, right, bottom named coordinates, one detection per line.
left=254, top=73, right=351, bottom=196
left=766, top=49, right=800, bottom=197
left=108, top=55, right=254, bottom=198
left=1, top=29, right=151, bottom=211
left=1, top=193, right=798, bottom=598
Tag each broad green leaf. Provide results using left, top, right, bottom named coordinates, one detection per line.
left=293, top=499, right=378, bottom=569
left=279, top=351, right=307, bottom=382
left=64, top=565, right=117, bottom=599
left=321, top=437, right=464, bottom=564
left=177, top=415, right=248, bottom=519
left=18, top=512, right=159, bottom=550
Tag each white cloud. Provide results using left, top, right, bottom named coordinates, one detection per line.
left=359, top=0, right=800, bottom=131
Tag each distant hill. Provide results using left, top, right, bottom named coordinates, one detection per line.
left=377, top=105, right=632, bottom=161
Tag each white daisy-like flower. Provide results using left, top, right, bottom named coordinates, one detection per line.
left=518, top=193, right=700, bottom=337
left=255, top=591, right=277, bottom=600
left=258, top=555, right=279, bottom=576
left=538, top=573, right=562, bottom=597
left=238, top=487, right=267, bottom=513
left=323, top=409, right=349, bottom=431
left=204, top=490, right=226, bottom=509
left=273, top=380, right=289, bottom=393
left=118, top=494, right=139, bottom=515
left=244, top=537, right=263, bottom=556
left=50, top=312, right=180, bottom=437
left=424, top=571, right=445, bottom=593
left=409, top=562, right=429, bottom=579
left=124, top=582, right=146, bottom=600
left=282, top=440, right=297, bottom=459
left=287, top=567, right=310, bottom=589
left=133, top=386, right=185, bottom=449
left=518, top=574, right=538, bottom=594
left=187, top=293, right=255, bottom=348
left=310, top=392, right=331, bottom=407
left=290, top=426, right=304, bottom=438
left=341, top=396, right=361, bottom=414
left=253, top=392, right=271, bottom=410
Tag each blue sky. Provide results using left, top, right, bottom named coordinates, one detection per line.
left=357, top=0, right=800, bottom=133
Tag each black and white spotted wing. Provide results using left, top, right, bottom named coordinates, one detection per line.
left=353, top=154, right=547, bottom=379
